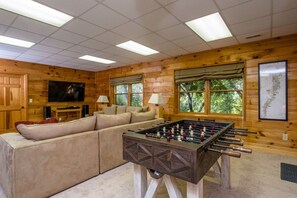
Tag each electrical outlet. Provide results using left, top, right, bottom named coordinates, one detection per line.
left=282, top=133, right=288, bottom=141
left=29, top=98, right=33, bottom=103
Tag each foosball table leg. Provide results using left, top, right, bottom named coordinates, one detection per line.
left=145, top=177, right=163, bottom=198
left=221, top=155, right=231, bottom=189
left=134, top=164, right=147, bottom=198
left=163, top=175, right=182, bottom=198
left=187, top=179, right=203, bottom=198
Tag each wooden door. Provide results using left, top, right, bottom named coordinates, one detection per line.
left=0, top=73, right=28, bottom=133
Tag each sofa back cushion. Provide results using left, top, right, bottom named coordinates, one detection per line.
left=103, top=106, right=116, bottom=114
left=116, top=105, right=127, bottom=114
left=131, top=110, right=156, bottom=123
left=16, top=116, right=96, bottom=140
left=126, top=106, right=142, bottom=113
left=96, top=112, right=131, bottom=130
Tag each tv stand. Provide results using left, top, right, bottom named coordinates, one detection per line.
left=55, top=108, right=81, bottom=122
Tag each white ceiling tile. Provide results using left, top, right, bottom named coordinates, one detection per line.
left=215, top=0, right=251, bottom=10
left=30, top=44, right=63, bottom=53
left=0, top=10, right=17, bottom=26
left=41, top=38, right=74, bottom=49
left=172, top=35, right=204, bottom=48
left=182, top=43, right=211, bottom=53
left=273, top=8, right=297, bottom=28
left=58, top=50, right=82, bottom=58
left=272, top=23, right=297, bottom=37
left=230, top=16, right=271, bottom=36
left=273, top=0, right=297, bottom=13
left=46, top=55, right=73, bottom=62
left=4, top=28, right=45, bottom=43
left=148, top=53, right=171, bottom=61
left=90, top=51, right=113, bottom=58
left=0, top=24, right=8, bottom=34
left=62, top=18, right=105, bottom=38
left=135, top=8, right=180, bottom=31
left=103, top=0, right=160, bottom=19
left=134, top=33, right=167, bottom=46
left=0, top=44, right=27, bottom=54
left=16, top=57, right=40, bottom=63
left=94, top=31, right=128, bottom=45
left=151, top=41, right=179, bottom=51
left=157, top=23, right=193, bottom=40
left=11, top=16, right=58, bottom=36
left=164, top=48, right=189, bottom=56
left=166, top=0, right=218, bottom=22
left=25, top=49, right=53, bottom=58
left=0, top=54, right=19, bottom=60
left=222, top=0, right=271, bottom=25
left=35, top=0, right=98, bottom=17
left=207, top=37, right=239, bottom=49
left=79, top=39, right=109, bottom=50
left=67, top=45, right=97, bottom=54
left=50, top=29, right=88, bottom=44
left=17, top=53, right=44, bottom=61
left=108, top=55, right=136, bottom=64
left=102, top=46, right=130, bottom=55
left=38, top=58, right=62, bottom=65
left=155, top=0, right=178, bottom=6
left=236, top=29, right=271, bottom=43
left=111, top=21, right=151, bottom=39
left=80, top=4, right=129, bottom=29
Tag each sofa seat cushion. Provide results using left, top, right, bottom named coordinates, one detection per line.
left=16, top=116, right=96, bottom=141
left=131, top=110, right=156, bottom=123
left=96, top=112, right=131, bottom=130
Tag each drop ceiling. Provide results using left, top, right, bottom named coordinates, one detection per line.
left=0, top=0, right=296, bottom=72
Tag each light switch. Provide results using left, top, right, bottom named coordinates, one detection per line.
left=29, top=98, right=33, bottom=103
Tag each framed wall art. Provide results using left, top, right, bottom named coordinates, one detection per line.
left=258, top=60, right=288, bottom=121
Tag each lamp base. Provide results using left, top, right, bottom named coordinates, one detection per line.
left=97, top=103, right=108, bottom=111
left=149, top=104, right=163, bottom=118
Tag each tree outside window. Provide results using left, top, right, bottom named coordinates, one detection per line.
left=115, top=83, right=143, bottom=107
left=178, top=78, right=243, bottom=115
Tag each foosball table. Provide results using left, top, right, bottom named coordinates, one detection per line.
left=123, top=120, right=255, bottom=198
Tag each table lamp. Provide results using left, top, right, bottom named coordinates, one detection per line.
left=148, top=93, right=165, bottom=118
left=96, top=95, right=109, bottom=111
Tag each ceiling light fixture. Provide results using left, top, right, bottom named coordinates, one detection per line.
left=116, top=40, right=159, bottom=56
left=0, top=35, right=35, bottom=48
left=79, top=55, right=116, bottom=64
left=186, top=12, right=232, bottom=42
left=0, top=0, right=73, bottom=27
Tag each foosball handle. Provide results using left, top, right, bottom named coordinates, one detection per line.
left=221, top=150, right=241, bottom=158
left=234, top=147, right=252, bottom=153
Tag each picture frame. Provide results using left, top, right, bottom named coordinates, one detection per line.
left=258, top=60, right=288, bottom=121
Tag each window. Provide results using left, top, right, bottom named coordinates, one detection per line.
left=175, top=63, right=244, bottom=115
left=111, top=75, right=143, bottom=107
left=115, top=83, right=143, bottom=107
left=178, top=78, right=243, bottom=115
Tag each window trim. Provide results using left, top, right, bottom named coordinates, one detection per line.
left=114, top=83, right=143, bottom=107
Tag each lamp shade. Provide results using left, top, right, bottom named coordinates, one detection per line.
left=148, top=93, right=165, bottom=105
left=97, top=95, right=109, bottom=103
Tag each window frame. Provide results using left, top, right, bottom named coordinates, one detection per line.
left=177, top=78, right=244, bottom=116
left=114, top=83, right=143, bottom=107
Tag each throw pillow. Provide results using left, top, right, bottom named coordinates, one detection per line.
left=103, top=106, right=116, bottom=114
left=117, top=105, right=127, bottom=114
left=15, top=117, right=58, bottom=129
left=95, top=112, right=131, bottom=130
left=142, top=106, right=149, bottom=112
left=126, top=106, right=142, bottom=113
left=17, top=116, right=96, bottom=141
left=131, top=110, right=156, bottom=123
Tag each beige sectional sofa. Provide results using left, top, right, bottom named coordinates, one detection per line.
left=0, top=110, right=164, bottom=198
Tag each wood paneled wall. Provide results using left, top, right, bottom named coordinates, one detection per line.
left=95, top=34, right=297, bottom=153
left=0, top=59, right=96, bottom=121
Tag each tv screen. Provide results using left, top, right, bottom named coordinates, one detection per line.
left=48, top=81, right=85, bottom=102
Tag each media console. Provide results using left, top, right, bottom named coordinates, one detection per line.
left=54, top=107, right=81, bottom=122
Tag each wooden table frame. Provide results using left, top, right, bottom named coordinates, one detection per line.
left=133, top=155, right=230, bottom=198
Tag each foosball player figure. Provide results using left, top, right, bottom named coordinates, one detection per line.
left=200, top=129, right=205, bottom=142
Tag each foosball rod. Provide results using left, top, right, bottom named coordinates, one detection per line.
left=220, top=136, right=241, bottom=142
left=207, top=147, right=241, bottom=158
left=217, top=139, right=244, bottom=146
left=212, top=143, right=252, bottom=153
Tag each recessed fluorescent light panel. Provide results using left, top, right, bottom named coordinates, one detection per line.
left=0, top=35, right=35, bottom=48
left=116, top=41, right=159, bottom=56
left=79, top=55, right=116, bottom=64
left=186, top=12, right=232, bottom=42
left=0, top=0, right=73, bottom=27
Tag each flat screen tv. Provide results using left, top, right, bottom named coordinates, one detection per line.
left=48, top=80, right=85, bottom=102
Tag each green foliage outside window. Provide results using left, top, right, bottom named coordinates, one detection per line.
left=179, top=78, right=243, bottom=115
left=115, top=83, right=143, bottom=107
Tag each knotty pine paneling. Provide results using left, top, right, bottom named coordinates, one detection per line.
left=95, top=34, right=297, bottom=153
left=0, top=59, right=96, bottom=121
